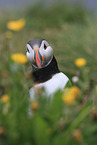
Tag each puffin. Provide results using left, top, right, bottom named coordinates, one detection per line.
left=26, top=39, right=71, bottom=100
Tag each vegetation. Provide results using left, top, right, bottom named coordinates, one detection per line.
left=0, top=2, right=97, bottom=145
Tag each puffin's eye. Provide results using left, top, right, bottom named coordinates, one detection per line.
left=27, top=47, right=30, bottom=53
left=44, top=44, right=47, bottom=50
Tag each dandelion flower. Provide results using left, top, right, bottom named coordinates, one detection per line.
left=11, top=53, right=28, bottom=64
left=7, top=19, right=26, bottom=31
left=31, top=101, right=39, bottom=111
left=63, top=92, right=75, bottom=106
left=70, top=86, right=81, bottom=98
left=74, top=58, right=87, bottom=67
left=1, top=94, right=9, bottom=103
left=63, top=86, right=80, bottom=106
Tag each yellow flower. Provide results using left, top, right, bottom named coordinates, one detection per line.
left=31, top=101, right=39, bottom=111
left=73, top=129, right=82, bottom=142
left=63, top=88, right=76, bottom=106
left=63, top=93, right=75, bottom=106
left=63, top=86, right=80, bottom=106
left=1, top=94, right=9, bottom=103
left=11, top=53, right=28, bottom=64
left=95, top=85, right=97, bottom=96
left=74, top=58, right=87, bottom=67
left=7, top=19, right=26, bottom=31
left=5, top=31, right=13, bottom=39
left=70, top=86, right=81, bottom=98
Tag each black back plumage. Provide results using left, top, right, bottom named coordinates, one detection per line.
left=32, top=56, right=60, bottom=83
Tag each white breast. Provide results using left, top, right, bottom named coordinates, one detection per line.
left=29, top=72, right=69, bottom=100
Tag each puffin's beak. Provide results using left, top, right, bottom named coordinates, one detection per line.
left=33, top=47, right=42, bottom=68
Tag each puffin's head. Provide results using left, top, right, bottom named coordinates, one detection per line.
left=26, top=39, right=53, bottom=68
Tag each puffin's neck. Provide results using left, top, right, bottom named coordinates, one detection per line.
left=32, top=56, right=60, bottom=83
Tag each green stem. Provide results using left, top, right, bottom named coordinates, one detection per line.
left=64, top=106, right=91, bottom=137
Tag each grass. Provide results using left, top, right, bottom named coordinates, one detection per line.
left=0, top=2, right=97, bottom=145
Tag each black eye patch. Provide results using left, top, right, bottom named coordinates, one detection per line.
left=44, top=44, right=47, bottom=49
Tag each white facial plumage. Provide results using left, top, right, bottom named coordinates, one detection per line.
left=26, top=39, right=53, bottom=68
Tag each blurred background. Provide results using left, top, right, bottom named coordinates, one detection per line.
left=1, top=0, right=97, bottom=12
left=0, top=0, right=97, bottom=145
left=0, top=0, right=97, bottom=83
